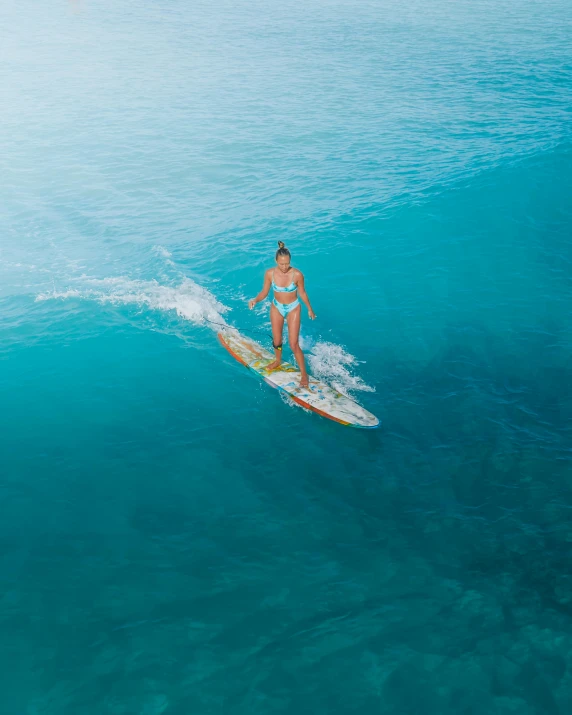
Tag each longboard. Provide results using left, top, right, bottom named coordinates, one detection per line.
left=218, top=329, right=379, bottom=428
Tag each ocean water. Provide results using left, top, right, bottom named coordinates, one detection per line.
left=1, top=0, right=572, bottom=712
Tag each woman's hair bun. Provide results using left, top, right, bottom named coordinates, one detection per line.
left=275, top=240, right=291, bottom=259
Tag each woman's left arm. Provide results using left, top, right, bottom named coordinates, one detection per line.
left=296, top=272, right=316, bottom=320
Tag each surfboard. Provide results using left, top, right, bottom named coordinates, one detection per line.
left=218, top=329, right=380, bottom=428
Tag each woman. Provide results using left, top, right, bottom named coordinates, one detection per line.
left=249, top=241, right=316, bottom=387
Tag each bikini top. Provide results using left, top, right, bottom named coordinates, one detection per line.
left=272, top=269, right=297, bottom=293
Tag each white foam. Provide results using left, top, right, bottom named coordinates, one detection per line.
left=36, top=288, right=83, bottom=301
left=152, top=245, right=175, bottom=267
left=307, top=340, right=375, bottom=398
left=36, top=277, right=228, bottom=328
left=152, top=245, right=172, bottom=259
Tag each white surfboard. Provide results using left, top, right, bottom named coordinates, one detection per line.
left=219, top=329, right=379, bottom=428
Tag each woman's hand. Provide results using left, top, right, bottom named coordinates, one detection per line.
left=248, top=298, right=257, bottom=310
left=308, top=309, right=317, bottom=320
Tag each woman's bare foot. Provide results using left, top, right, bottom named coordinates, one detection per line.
left=300, top=375, right=309, bottom=388
left=266, top=359, right=282, bottom=370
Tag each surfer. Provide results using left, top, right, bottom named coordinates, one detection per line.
left=249, top=241, right=316, bottom=388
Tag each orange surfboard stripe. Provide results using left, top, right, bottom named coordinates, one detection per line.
left=218, top=333, right=250, bottom=367
left=288, top=394, right=351, bottom=426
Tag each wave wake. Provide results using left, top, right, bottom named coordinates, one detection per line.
left=37, top=276, right=374, bottom=397
left=36, top=276, right=228, bottom=327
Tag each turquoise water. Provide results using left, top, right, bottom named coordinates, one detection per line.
left=2, top=0, right=572, bottom=711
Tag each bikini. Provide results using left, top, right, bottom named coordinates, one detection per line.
left=272, top=270, right=300, bottom=318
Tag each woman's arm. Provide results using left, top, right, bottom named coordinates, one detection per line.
left=296, top=272, right=316, bottom=319
left=249, top=270, right=272, bottom=309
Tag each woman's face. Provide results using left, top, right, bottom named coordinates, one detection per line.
left=276, top=255, right=291, bottom=272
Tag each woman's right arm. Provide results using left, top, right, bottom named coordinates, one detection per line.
left=249, top=270, right=272, bottom=309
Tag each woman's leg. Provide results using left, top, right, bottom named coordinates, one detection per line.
left=267, top=303, right=284, bottom=370
left=287, top=305, right=309, bottom=387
